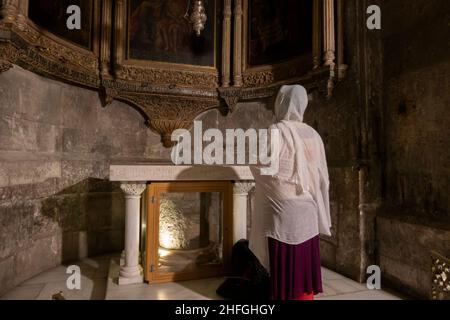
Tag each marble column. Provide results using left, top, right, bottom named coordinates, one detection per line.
left=119, top=183, right=146, bottom=285
left=232, top=182, right=255, bottom=244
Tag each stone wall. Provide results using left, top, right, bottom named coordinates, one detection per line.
left=0, top=66, right=172, bottom=295
left=378, top=0, right=450, bottom=298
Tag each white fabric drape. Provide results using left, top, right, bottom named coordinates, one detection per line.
left=249, top=85, right=332, bottom=273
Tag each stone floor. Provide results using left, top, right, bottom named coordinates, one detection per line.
left=1, top=254, right=402, bottom=300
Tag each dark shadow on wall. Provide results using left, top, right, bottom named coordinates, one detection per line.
left=40, top=178, right=125, bottom=299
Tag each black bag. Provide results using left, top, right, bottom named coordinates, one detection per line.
left=216, top=239, right=270, bottom=300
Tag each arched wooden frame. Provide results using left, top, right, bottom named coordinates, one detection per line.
left=101, top=0, right=222, bottom=148
left=0, top=0, right=102, bottom=88
left=240, top=0, right=315, bottom=88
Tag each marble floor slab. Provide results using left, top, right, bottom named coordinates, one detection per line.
left=1, top=254, right=402, bottom=300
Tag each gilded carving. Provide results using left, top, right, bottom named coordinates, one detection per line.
left=117, top=65, right=219, bottom=89
left=149, top=119, right=193, bottom=148
left=0, top=0, right=343, bottom=147
left=218, top=87, right=242, bottom=112
left=117, top=93, right=219, bottom=148
left=0, top=58, right=12, bottom=73
left=21, top=25, right=98, bottom=72
left=0, top=0, right=19, bottom=25
left=432, top=251, right=450, bottom=300
left=243, top=71, right=275, bottom=87
left=0, top=4, right=100, bottom=88
left=242, top=59, right=313, bottom=88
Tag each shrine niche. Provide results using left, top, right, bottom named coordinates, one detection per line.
left=105, top=0, right=221, bottom=147
left=128, top=0, right=216, bottom=66
left=0, top=0, right=346, bottom=147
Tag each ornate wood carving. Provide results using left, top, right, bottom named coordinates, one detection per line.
left=0, top=0, right=345, bottom=147
left=116, top=65, right=219, bottom=89
left=432, top=251, right=450, bottom=300
left=0, top=58, right=12, bottom=73
left=242, top=55, right=313, bottom=88
left=240, top=0, right=336, bottom=92
left=0, top=0, right=101, bottom=88
left=220, top=66, right=331, bottom=111
left=0, top=0, right=19, bottom=25
left=108, top=0, right=222, bottom=144
left=218, top=87, right=242, bottom=112
left=118, top=93, right=219, bottom=148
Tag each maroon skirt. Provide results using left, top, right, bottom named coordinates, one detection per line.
left=268, top=236, right=323, bottom=300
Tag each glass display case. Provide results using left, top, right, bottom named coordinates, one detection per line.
left=145, top=182, right=233, bottom=284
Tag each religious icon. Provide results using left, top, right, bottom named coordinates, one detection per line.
left=128, top=0, right=216, bottom=67
left=248, top=0, right=313, bottom=66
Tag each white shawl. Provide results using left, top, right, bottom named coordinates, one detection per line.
left=249, top=85, right=332, bottom=273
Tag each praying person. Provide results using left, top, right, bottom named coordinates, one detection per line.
left=249, top=85, right=332, bottom=301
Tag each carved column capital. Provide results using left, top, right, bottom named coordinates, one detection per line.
left=233, top=180, right=254, bottom=243
left=120, top=183, right=147, bottom=197
left=233, top=181, right=255, bottom=195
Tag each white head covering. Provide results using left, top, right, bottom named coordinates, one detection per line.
left=274, top=84, right=309, bottom=122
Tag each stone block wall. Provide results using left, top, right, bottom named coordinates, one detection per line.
left=377, top=215, right=450, bottom=299
left=383, top=0, right=450, bottom=219
left=378, top=0, right=450, bottom=298
left=0, top=66, right=171, bottom=295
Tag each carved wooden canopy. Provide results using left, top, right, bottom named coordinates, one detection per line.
left=0, top=0, right=346, bottom=148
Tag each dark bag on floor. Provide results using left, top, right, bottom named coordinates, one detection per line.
left=216, top=239, right=270, bottom=300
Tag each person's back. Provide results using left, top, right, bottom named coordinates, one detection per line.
left=249, top=85, right=331, bottom=300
